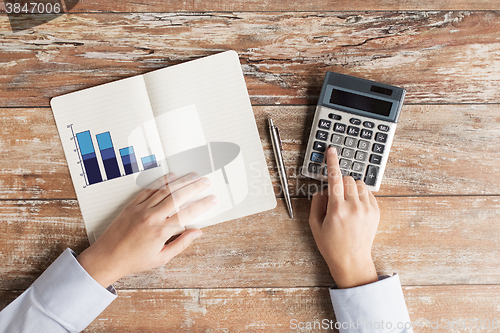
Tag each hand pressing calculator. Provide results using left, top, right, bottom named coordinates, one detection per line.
left=302, top=72, right=406, bottom=191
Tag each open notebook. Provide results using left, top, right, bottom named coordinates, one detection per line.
left=51, top=51, right=276, bottom=244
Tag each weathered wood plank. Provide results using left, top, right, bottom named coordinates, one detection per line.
left=1, top=196, right=500, bottom=290
left=2, top=285, right=499, bottom=332
left=1, top=104, right=499, bottom=199
left=1, top=11, right=500, bottom=106
left=2, top=0, right=498, bottom=13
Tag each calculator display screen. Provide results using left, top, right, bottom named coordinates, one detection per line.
left=329, top=89, right=392, bottom=117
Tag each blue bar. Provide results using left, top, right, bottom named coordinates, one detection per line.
left=141, top=154, right=158, bottom=170
left=75, top=130, right=102, bottom=185
left=119, top=146, right=139, bottom=175
left=96, top=132, right=120, bottom=180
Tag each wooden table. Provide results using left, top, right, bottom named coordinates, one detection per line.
left=1, top=1, right=500, bottom=332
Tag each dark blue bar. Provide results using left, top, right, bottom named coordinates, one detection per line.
left=76, top=130, right=102, bottom=185
left=96, top=132, right=120, bottom=180
left=119, top=146, right=139, bottom=175
left=82, top=156, right=102, bottom=185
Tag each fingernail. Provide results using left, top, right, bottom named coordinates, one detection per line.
left=166, top=173, right=176, bottom=181
left=209, top=195, right=217, bottom=202
left=203, top=177, right=211, bottom=185
left=193, top=231, right=202, bottom=240
left=191, top=172, right=199, bottom=180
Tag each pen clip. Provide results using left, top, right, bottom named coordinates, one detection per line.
left=275, top=126, right=283, bottom=153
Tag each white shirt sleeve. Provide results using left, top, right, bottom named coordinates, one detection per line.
left=330, top=274, right=413, bottom=333
left=0, top=248, right=117, bottom=333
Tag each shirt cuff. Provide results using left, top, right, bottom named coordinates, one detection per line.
left=330, top=274, right=412, bottom=332
left=32, top=248, right=117, bottom=332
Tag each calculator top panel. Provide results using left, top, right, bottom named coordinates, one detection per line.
left=318, top=72, right=406, bottom=123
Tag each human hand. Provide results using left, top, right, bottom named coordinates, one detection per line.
left=309, top=147, right=379, bottom=289
left=77, top=172, right=217, bottom=288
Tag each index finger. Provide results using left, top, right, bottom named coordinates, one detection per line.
left=326, top=146, right=344, bottom=203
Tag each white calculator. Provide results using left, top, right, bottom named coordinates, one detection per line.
left=302, top=72, right=406, bottom=191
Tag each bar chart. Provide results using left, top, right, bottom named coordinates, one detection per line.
left=70, top=125, right=160, bottom=186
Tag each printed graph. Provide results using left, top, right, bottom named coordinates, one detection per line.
left=68, top=124, right=160, bottom=186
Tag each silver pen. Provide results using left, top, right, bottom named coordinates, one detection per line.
left=268, top=118, right=294, bottom=219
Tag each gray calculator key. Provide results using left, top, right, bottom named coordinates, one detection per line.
left=328, top=144, right=342, bottom=155
left=369, top=154, right=382, bottom=165
left=316, top=130, right=328, bottom=141
left=333, top=123, right=346, bottom=133
left=344, top=137, right=357, bottom=148
left=355, top=151, right=368, bottom=161
left=308, top=163, right=321, bottom=174
left=310, top=152, right=324, bottom=163
left=350, top=172, right=363, bottom=181
left=341, top=147, right=355, bottom=158
left=313, top=141, right=326, bottom=152
left=363, top=121, right=375, bottom=128
left=372, top=143, right=385, bottom=154
left=378, top=124, right=390, bottom=132
left=318, top=119, right=332, bottom=130
left=347, top=126, right=360, bottom=137
left=328, top=113, right=342, bottom=120
left=322, top=166, right=328, bottom=176
left=331, top=134, right=344, bottom=145
left=357, top=140, right=370, bottom=151
left=350, top=118, right=361, bottom=125
left=352, top=162, right=365, bottom=172
left=375, top=132, right=388, bottom=143
left=360, top=129, right=373, bottom=140
left=364, top=165, right=379, bottom=186
left=339, top=159, right=352, bottom=169
left=340, top=169, right=349, bottom=177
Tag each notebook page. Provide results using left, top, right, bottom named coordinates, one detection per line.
left=143, top=51, right=277, bottom=229
left=51, top=76, right=168, bottom=243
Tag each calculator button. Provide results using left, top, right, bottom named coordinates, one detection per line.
left=350, top=172, right=363, bottom=181
left=347, top=126, right=360, bottom=137
left=341, top=148, right=355, bottom=159
left=328, top=145, right=342, bottom=156
left=369, top=154, right=382, bottom=165
left=357, top=140, right=370, bottom=151
left=360, top=129, right=373, bottom=140
left=355, top=151, right=368, bottom=161
left=313, top=141, right=327, bottom=152
left=316, top=130, right=329, bottom=141
left=349, top=118, right=361, bottom=125
left=364, top=165, right=379, bottom=186
left=333, top=123, right=346, bottom=133
left=352, top=162, right=365, bottom=173
left=375, top=132, right=388, bottom=143
left=340, top=169, right=349, bottom=177
left=322, top=166, right=328, bottom=176
left=328, top=113, right=342, bottom=120
left=344, top=137, right=357, bottom=148
left=310, top=152, right=324, bottom=163
left=331, top=134, right=344, bottom=145
left=378, top=124, right=390, bottom=132
left=363, top=121, right=375, bottom=128
left=308, top=163, right=322, bottom=174
left=339, top=159, right=352, bottom=169
left=318, top=119, right=332, bottom=130
left=372, top=143, right=385, bottom=154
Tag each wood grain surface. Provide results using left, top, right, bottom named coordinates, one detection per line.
left=1, top=104, right=499, bottom=199
left=1, top=11, right=500, bottom=106
left=1, top=2, right=500, bottom=331
left=2, top=285, right=500, bottom=333
left=2, top=196, right=500, bottom=291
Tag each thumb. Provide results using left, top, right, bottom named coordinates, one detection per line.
left=159, top=229, right=202, bottom=264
